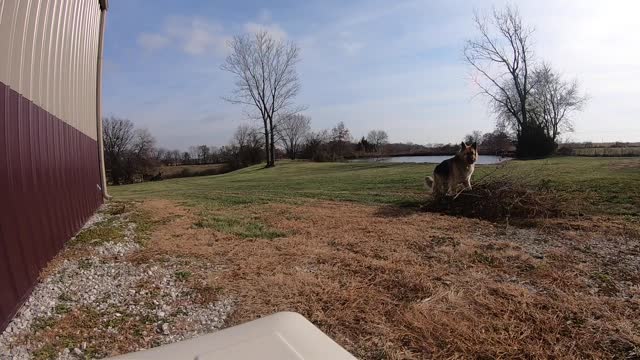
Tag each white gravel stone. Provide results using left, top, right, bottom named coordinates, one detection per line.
left=0, top=203, right=234, bottom=359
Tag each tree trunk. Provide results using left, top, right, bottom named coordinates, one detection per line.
left=269, top=118, right=276, bottom=166
left=263, top=119, right=272, bottom=167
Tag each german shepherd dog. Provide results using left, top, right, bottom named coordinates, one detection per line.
left=425, top=142, right=478, bottom=197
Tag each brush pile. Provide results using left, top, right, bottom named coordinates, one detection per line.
left=423, top=166, right=572, bottom=223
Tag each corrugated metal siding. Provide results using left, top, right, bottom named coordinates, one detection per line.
left=0, top=0, right=105, bottom=331
left=0, top=82, right=103, bottom=332
left=0, top=0, right=101, bottom=140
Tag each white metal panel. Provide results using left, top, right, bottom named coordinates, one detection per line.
left=8, top=0, right=28, bottom=92
left=37, top=0, right=53, bottom=109
left=69, top=0, right=81, bottom=131
left=0, top=0, right=102, bottom=140
left=48, top=0, right=63, bottom=120
left=18, top=0, right=36, bottom=100
left=28, top=0, right=43, bottom=104
left=0, top=0, right=17, bottom=85
left=59, top=0, right=70, bottom=128
left=86, top=1, right=99, bottom=136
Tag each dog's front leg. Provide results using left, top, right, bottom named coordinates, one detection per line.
left=465, top=177, right=472, bottom=190
left=446, top=184, right=454, bottom=196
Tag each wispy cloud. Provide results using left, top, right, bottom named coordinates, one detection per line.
left=166, top=17, right=230, bottom=56
left=137, top=17, right=230, bottom=56
left=243, top=22, right=288, bottom=41
left=137, top=33, right=171, bottom=52
left=137, top=11, right=292, bottom=56
left=243, top=9, right=288, bottom=41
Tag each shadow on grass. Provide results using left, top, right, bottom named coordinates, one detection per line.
left=374, top=199, right=424, bottom=218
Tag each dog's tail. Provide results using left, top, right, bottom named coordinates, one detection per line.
left=424, top=176, right=434, bottom=192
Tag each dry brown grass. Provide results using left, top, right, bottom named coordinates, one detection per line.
left=135, top=199, right=640, bottom=359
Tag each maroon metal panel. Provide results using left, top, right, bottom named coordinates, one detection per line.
left=0, top=83, right=18, bottom=328
left=0, top=81, right=103, bottom=331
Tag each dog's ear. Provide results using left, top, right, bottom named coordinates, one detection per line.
left=460, top=142, right=466, bottom=151
left=471, top=142, right=477, bottom=150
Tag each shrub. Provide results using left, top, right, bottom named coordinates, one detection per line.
left=516, top=122, right=556, bottom=158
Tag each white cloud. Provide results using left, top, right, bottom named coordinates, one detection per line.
left=137, top=33, right=170, bottom=52
left=243, top=21, right=288, bottom=41
left=166, top=17, right=230, bottom=56
left=137, top=17, right=230, bottom=56
left=242, top=8, right=288, bottom=41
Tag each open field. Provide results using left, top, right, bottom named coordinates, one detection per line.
left=3, top=157, right=639, bottom=358
left=118, top=157, right=640, bottom=216
left=572, top=147, right=640, bottom=157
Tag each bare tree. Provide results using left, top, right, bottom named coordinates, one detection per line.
left=464, top=6, right=535, bottom=137
left=131, top=129, right=155, bottom=158
left=301, top=130, right=330, bottom=161
left=102, top=117, right=160, bottom=184
left=197, top=145, right=210, bottom=164
left=529, top=63, right=588, bottom=142
left=366, top=130, right=389, bottom=153
left=231, top=124, right=265, bottom=166
left=166, top=149, right=181, bottom=165
left=276, top=113, right=311, bottom=159
left=221, top=31, right=302, bottom=167
left=103, top=116, right=135, bottom=185
left=188, top=146, right=199, bottom=164
left=331, top=121, right=352, bottom=143
left=233, top=124, right=253, bottom=150
left=103, top=116, right=134, bottom=160
left=464, top=130, right=483, bottom=145
left=330, top=121, right=353, bottom=159
left=182, top=152, right=191, bottom=164
left=128, top=128, right=157, bottom=180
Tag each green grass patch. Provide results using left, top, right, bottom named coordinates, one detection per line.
left=31, top=315, right=57, bottom=332
left=32, top=344, right=57, bottom=360
left=58, top=292, right=73, bottom=302
left=73, top=217, right=123, bottom=245
left=174, top=270, right=192, bottom=281
left=193, top=214, right=285, bottom=239
left=54, top=304, right=71, bottom=315
left=128, top=208, right=155, bottom=245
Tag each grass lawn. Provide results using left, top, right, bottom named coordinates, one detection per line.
left=113, top=157, right=640, bottom=216
left=99, top=157, right=640, bottom=358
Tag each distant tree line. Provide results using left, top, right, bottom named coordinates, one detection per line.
left=103, top=116, right=157, bottom=185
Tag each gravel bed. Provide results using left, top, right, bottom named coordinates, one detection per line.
left=0, top=204, right=233, bottom=359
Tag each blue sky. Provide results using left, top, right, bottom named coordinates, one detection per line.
left=103, top=0, right=640, bottom=150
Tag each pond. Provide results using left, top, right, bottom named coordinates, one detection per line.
left=349, top=155, right=511, bottom=165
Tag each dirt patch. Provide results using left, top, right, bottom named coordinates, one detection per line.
left=133, top=199, right=640, bottom=359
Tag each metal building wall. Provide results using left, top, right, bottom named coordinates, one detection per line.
left=0, top=0, right=106, bottom=331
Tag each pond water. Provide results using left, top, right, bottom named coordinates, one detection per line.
left=349, top=155, right=511, bottom=165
